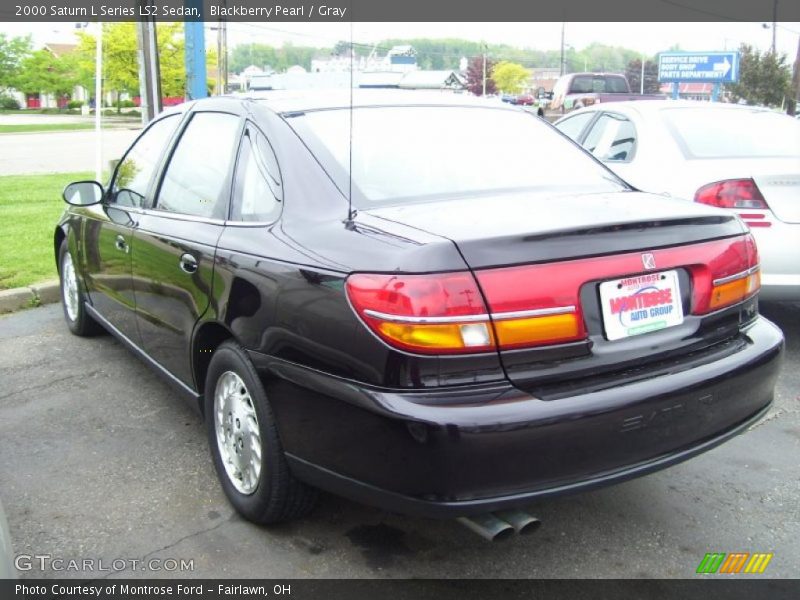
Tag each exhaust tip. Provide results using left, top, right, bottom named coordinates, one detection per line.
left=456, top=514, right=515, bottom=542
left=494, top=509, right=541, bottom=536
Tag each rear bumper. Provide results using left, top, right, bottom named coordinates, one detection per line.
left=250, top=317, right=783, bottom=519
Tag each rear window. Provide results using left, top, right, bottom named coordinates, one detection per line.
left=290, top=106, right=626, bottom=206
left=662, top=108, right=800, bottom=159
left=570, top=75, right=629, bottom=94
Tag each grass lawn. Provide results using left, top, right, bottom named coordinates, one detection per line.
left=0, top=123, right=103, bottom=134
left=0, top=171, right=91, bottom=290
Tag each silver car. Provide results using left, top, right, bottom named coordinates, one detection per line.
left=555, top=100, right=800, bottom=300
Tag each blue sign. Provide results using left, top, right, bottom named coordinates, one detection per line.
left=658, top=51, right=740, bottom=83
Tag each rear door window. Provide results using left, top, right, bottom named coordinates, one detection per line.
left=581, top=113, right=637, bottom=162
left=231, top=124, right=283, bottom=222
left=155, top=112, right=241, bottom=219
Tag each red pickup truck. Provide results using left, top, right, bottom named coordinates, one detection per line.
left=549, top=73, right=663, bottom=114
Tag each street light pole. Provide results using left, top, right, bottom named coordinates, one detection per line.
left=560, top=22, right=565, bottom=76
left=771, top=0, right=778, bottom=54
left=94, top=22, right=102, bottom=182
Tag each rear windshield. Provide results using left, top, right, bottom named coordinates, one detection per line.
left=570, top=75, right=629, bottom=94
left=662, top=108, right=800, bottom=159
left=289, top=106, right=626, bottom=206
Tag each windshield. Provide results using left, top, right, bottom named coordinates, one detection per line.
left=290, top=106, right=626, bottom=206
left=570, top=75, right=629, bottom=94
left=662, top=108, right=800, bottom=159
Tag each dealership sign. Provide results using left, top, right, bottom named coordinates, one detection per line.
left=658, top=51, right=740, bottom=83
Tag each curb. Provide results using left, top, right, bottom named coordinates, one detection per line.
left=0, top=280, right=60, bottom=314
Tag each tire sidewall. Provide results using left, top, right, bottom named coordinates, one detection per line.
left=204, top=343, right=283, bottom=521
left=58, top=240, right=85, bottom=335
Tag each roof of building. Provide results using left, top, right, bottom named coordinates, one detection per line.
left=43, top=43, right=77, bottom=57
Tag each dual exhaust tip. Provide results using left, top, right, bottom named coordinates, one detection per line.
left=456, top=509, right=541, bottom=542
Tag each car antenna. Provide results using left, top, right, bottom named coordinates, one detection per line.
left=346, top=19, right=356, bottom=226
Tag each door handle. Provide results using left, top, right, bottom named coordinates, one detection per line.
left=114, top=234, right=128, bottom=253
left=179, top=253, right=198, bottom=274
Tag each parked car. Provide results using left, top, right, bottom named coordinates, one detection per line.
left=554, top=100, right=800, bottom=300
left=549, top=72, right=663, bottom=113
left=511, top=94, right=535, bottom=106
left=56, top=92, right=782, bottom=532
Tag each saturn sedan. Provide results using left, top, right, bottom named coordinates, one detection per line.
left=554, top=100, right=800, bottom=301
left=55, top=92, right=783, bottom=531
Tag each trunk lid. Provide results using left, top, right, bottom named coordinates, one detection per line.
left=364, top=190, right=745, bottom=269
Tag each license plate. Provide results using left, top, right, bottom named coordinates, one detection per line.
left=599, top=270, right=684, bottom=341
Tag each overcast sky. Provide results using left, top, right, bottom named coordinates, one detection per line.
left=2, top=21, right=799, bottom=60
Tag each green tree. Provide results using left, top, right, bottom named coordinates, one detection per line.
left=15, top=49, right=79, bottom=99
left=625, top=58, right=659, bottom=94
left=492, top=61, right=529, bottom=94
left=75, top=23, right=193, bottom=110
left=0, top=33, right=32, bottom=91
left=726, top=44, right=792, bottom=107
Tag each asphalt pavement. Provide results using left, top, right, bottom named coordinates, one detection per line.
left=0, top=302, right=797, bottom=579
left=0, top=128, right=140, bottom=176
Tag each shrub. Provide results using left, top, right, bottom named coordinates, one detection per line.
left=67, top=100, right=84, bottom=109
left=0, top=93, right=21, bottom=110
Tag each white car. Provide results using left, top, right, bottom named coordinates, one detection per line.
left=555, top=100, right=800, bottom=301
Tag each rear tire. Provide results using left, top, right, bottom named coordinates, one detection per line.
left=58, top=240, right=102, bottom=336
left=205, top=340, right=318, bottom=524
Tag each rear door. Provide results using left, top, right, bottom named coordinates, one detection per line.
left=131, top=110, right=243, bottom=387
left=82, top=114, right=181, bottom=342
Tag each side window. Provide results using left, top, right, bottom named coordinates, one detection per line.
left=581, top=113, right=637, bottom=162
left=156, top=112, right=240, bottom=219
left=231, top=125, right=283, bottom=222
left=554, top=112, right=595, bottom=142
left=110, top=114, right=179, bottom=208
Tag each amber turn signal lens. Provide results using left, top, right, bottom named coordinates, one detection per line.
left=493, top=313, right=581, bottom=348
left=709, top=271, right=760, bottom=310
left=377, top=321, right=495, bottom=353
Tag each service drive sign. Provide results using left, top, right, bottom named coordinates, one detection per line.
left=599, top=270, right=684, bottom=341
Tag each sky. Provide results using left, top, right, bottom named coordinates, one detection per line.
left=2, top=21, right=799, bottom=61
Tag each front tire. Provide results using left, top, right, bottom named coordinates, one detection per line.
left=58, top=240, right=102, bottom=336
left=205, top=341, right=317, bottom=524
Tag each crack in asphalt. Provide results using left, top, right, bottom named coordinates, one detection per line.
left=0, top=370, right=102, bottom=402
left=94, top=514, right=235, bottom=580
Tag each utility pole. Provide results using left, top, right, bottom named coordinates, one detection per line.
left=136, top=3, right=161, bottom=125
left=560, top=22, right=566, bottom=76
left=771, top=0, right=778, bottom=54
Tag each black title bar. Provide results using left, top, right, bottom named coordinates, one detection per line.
left=1, top=0, right=799, bottom=22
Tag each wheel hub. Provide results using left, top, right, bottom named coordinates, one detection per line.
left=214, top=371, right=262, bottom=495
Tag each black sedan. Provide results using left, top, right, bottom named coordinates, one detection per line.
left=55, top=91, right=783, bottom=534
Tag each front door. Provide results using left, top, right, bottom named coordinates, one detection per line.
left=132, top=110, right=242, bottom=387
left=81, top=114, right=181, bottom=342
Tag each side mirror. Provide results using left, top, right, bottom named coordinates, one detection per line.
left=63, top=180, right=104, bottom=206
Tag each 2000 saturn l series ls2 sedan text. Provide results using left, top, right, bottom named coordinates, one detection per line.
left=54, top=91, right=783, bottom=538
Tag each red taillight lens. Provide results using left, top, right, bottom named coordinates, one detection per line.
left=694, top=179, right=769, bottom=210
left=346, top=272, right=495, bottom=354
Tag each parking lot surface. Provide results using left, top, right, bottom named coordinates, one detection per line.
left=0, top=302, right=797, bottom=579
left=0, top=129, right=140, bottom=175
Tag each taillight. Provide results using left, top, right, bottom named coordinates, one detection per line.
left=697, top=233, right=761, bottom=313
left=346, top=271, right=585, bottom=354
left=694, top=179, right=768, bottom=209
left=346, top=272, right=495, bottom=354
left=695, top=179, right=772, bottom=229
